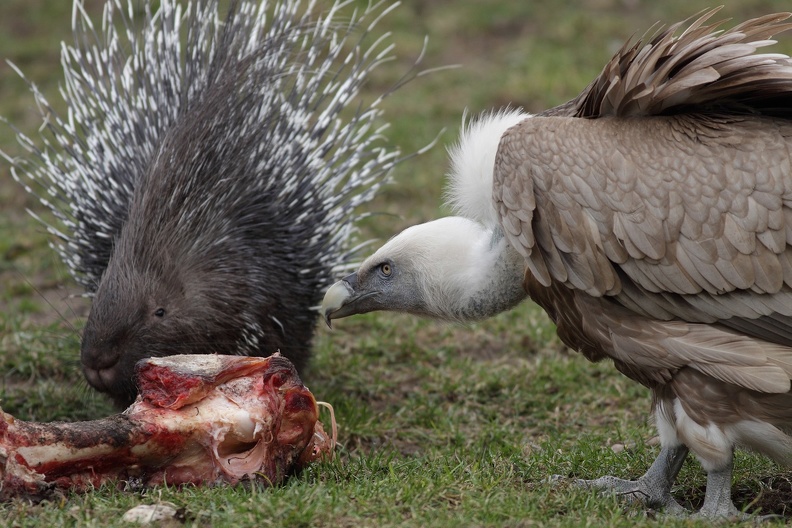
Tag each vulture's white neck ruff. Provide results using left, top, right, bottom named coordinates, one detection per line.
left=445, top=108, right=530, bottom=228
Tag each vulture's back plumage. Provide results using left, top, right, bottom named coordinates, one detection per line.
left=323, top=9, right=792, bottom=518
left=495, top=11, right=792, bottom=399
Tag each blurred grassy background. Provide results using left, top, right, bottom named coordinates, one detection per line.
left=2, top=1, right=792, bottom=526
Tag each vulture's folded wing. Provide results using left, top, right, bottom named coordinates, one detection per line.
left=496, top=113, right=792, bottom=294
left=494, top=113, right=792, bottom=344
left=494, top=6, right=792, bottom=309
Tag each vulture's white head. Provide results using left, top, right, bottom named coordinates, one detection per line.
left=321, top=109, right=531, bottom=324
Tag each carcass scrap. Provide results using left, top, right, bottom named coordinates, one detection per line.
left=0, top=354, right=333, bottom=501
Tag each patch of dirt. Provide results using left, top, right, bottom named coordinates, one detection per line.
left=673, top=473, right=792, bottom=519
left=740, top=474, right=792, bottom=518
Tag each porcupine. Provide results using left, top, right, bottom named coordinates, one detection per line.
left=5, top=0, right=409, bottom=407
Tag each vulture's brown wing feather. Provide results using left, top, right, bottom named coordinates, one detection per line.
left=575, top=292, right=792, bottom=394
left=566, top=9, right=792, bottom=118
left=495, top=113, right=792, bottom=298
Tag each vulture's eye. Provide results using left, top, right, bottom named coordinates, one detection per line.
left=379, top=263, right=392, bottom=277
left=154, top=308, right=166, bottom=317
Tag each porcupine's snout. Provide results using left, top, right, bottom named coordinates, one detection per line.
left=79, top=262, right=167, bottom=408
left=80, top=318, right=140, bottom=408
left=81, top=352, right=122, bottom=396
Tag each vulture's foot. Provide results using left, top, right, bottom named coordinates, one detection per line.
left=577, top=476, right=688, bottom=515
left=693, top=461, right=780, bottom=522
left=694, top=464, right=741, bottom=520
left=579, top=450, right=777, bottom=521
left=576, top=445, right=689, bottom=515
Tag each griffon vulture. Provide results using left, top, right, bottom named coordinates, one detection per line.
left=321, top=9, right=792, bottom=519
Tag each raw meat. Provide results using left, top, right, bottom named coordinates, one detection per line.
left=0, top=354, right=332, bottom=501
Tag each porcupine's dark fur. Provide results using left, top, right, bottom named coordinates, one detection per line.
left=5, top=0, right=407, bottom=407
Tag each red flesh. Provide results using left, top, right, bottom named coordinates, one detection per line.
left=0, top=354, right=332, bottom=501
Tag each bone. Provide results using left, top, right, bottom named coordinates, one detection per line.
left=0, top=354, right=332, bottom=501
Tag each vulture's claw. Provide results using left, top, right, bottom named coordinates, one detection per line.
left=575, top=445, right=689, bottom=516
left=577, top=475, right=688, bottom=516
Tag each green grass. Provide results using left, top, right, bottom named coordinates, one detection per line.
left=2, top=0, right=792, bottom=526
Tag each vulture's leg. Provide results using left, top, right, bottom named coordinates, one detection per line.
left=695, top=458, right=741, bottom=519
left=577, top=445, right=689, bottom=514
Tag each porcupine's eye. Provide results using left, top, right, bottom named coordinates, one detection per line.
left=154, top=308, right=166, bottom=317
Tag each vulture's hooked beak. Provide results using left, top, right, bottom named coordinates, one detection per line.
left=320, top=272, right=378, bottom=328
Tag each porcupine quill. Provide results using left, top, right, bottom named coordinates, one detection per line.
left=4, top=0, right=424, bottom=407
